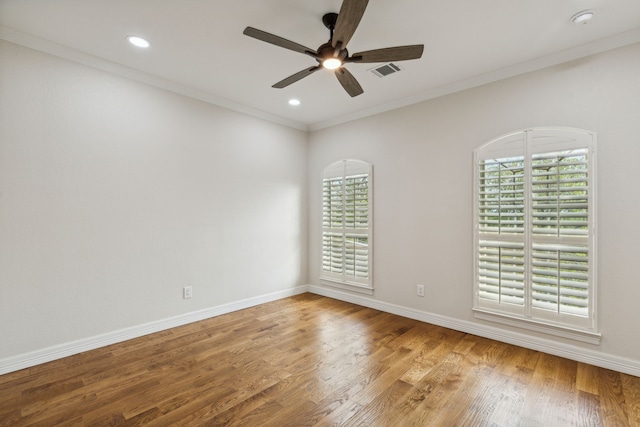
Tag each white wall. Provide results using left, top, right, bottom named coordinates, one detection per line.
left=0, top=40, right=308, bottom=360
left=308, top=42, right=640, bottom=363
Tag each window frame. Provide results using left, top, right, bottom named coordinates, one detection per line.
left=473, top=127, right=600, bottom=344
left=320, top=159, right=373, bottom=295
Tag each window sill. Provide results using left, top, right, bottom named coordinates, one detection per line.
left=473, top=308, right=601, bottom=345
left=320, top=277, right=373, bottom=295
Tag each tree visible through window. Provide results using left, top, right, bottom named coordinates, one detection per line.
left=321, top=160, right=373, bottom=292
left=474, top=128, right=598, bottom=338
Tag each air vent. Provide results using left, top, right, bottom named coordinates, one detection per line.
left=369, top=63, right=402, bottom=78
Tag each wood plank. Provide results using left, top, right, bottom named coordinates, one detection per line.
left=577, top=362, right=601, bottom=395
left=577, top=390, right=604, bottom=427
left=598, top=368, right=632, bottom=426
left=621, top=373, right=640, bottom=425
left=1, top=293, right=638, bottom=426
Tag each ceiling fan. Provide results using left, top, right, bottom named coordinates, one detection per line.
left=243, top=0, right=424, bottom=97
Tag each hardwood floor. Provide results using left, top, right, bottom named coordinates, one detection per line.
left=1, top=293, right=639, bottom=426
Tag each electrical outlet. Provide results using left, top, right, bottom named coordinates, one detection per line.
left=183, top=286, right=192, bottom=299
left=416, top=284, right=425, bottom=297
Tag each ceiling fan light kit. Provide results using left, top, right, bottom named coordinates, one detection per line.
left=322, top=58, right=343, bottom=70
left=243, top=0, right=424, bottom=97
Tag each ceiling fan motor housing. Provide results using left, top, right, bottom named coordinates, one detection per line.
left=317, top=42, right=348, bottom=63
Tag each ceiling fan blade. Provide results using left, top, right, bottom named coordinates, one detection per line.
left=335, top=67, right=364, bottom=97
left=243, top=27, right=317, bottom=57
left=332, top=0, right=369, bottom=49
left=349, top=45, right=424, bottom=63
left=272, top=66, right=322, bottom=89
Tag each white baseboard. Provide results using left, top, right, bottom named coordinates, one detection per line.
left=0, top=286, right=308, bottom=376
left=3, top=284, right=639, bottom=378
left=307, top=285, right=640, bottom=377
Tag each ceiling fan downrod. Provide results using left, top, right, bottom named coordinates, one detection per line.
left=322, top=12, right=338, bottom=42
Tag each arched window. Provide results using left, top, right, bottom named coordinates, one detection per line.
left=474, top=127, right=599, bottom=343
left=321, top=159, right=373, bottom=294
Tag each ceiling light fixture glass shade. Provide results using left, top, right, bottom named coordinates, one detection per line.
left=571, top=10, right=594, bottom=24
left=322, top=58, right=342, bottom=70
left=127, top=35, right=151, bottom=48
left=288, top=99, right=301, bottom=106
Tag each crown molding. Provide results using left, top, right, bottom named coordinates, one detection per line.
left=0, top=26, right=309, bottom=132
left=309, top=27, right=640, bottom=131
left=2, top=25, right=640, bottom=134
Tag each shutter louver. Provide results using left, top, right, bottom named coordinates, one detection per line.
left=531, top=244, right=589, bottom=316
left=479, top=158, right=525, bottom=234
left=478, top=241, right=525, bottom=306
left=344, top=235, right=369, bottom=278
left=322, top=232, right=344, bottom=273
left=323, top=177, right=344, bottom=229
left=532, top=150, right=588, bottom=237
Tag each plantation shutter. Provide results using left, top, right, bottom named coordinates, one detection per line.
left=476, top=132, right=526, bottom=314
left=531, top=149, right=589, bottom=237
left=530, top=148, right=590, bottom=318
left=477, top=241, right=525, bottom=306
left=531, top=244, right=589, bottom=317
left=321, top=160, right=373, bottom=290
left=478, top=157, right=525, bottom=234
left=474, top=128, right=597, bottom=334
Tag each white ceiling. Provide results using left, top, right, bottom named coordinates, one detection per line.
left=1, top=0, right=640, bottom=131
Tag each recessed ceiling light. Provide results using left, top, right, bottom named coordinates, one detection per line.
left=288, top=99, right=301, bottom=106
left=126, top=35, right=150, bottom=48
left=571, top=10, right=594, bottom=24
